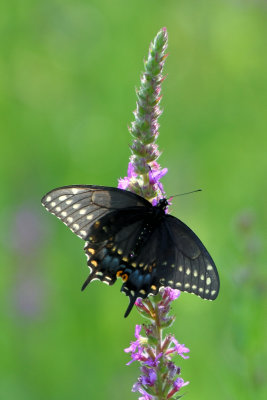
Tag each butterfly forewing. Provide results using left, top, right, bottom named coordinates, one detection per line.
left=41, top=185, right=150, bottom=240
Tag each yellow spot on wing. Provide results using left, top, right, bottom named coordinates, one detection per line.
left=206, top=277, right=211, bottom=285
left=59, top=195, right=67, bottom=201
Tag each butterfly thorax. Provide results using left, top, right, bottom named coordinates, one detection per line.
left=129, top=199, right=167, bottom=259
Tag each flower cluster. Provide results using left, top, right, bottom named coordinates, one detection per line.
left=118, top=28, right=168, bottom=203
left=121, top=28, right=190, bottom=399
left=125, top=288, right=189, bottom=400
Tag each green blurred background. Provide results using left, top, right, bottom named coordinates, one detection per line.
left=1, top=0, right=266, bottom=399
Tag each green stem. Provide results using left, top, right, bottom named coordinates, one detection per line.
left=154, top=303, right=165, bottom=400
left=142, top=172, right=150, bottom=187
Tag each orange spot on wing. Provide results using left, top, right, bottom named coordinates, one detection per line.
left=116, top=270, right=128, bottom=282
left=116, top=270, right=123, bottom=278
left=121, top=274, right=128, bottom=282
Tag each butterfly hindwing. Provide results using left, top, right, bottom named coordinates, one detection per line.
left=82, top=206, right=160, bottom=315
left=117, top=214, right=219, bottom=315
left=153, top=215, right=219, bottom=300
left=83, top=207, right=154, bottom=285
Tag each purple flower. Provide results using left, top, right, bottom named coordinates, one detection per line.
left=124, top=325, right=148, bottom=365
left=162, top=287, right=181, bottom=302
left=124, top=325, right=142, bottom=353
left=167, top=337, right=190, bottom=359
left=144, top=352, right=163, bottom=368
left=167, top=377, right=189, bottom=399
left=122, top=28, right=190, bottom=400
left=140, top=367, right=157, bottom=386
left=118, top=162, right=137, bottom=190
left=148, top=166, right=168, bottom=185
left=166, top=361, right=180, bottom=379
left=127, top=162, right=137, bottom=178
left=173, top=377, right=189, bottom=391
left=118, top=29, right=168, bottom=203
left=132, top=383, right=153, bottom=400
left=117, top=178, right=130, bottom=190
left=126, top=285, right=189, bottom=399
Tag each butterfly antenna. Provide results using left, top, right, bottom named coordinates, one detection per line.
left=168, top=189, right=202, bottom=201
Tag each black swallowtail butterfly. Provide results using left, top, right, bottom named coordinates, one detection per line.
left=41, top=185, right=219, bottom=317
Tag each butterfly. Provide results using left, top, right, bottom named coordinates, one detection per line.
left=41, top=185, right=219, bottom=317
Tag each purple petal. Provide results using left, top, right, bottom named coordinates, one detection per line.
left=132, top=383, right=153, bottom=400
left=135, top=324, right=142, bottom=338
left=124, top=341, right=138, bottom=353
left=135, top=298, right=143, bottom=307
left=140, top=368, right=157, bottom=386
left=145, top=352, right=163, bottom=367
left=171, top=338, right=190, bottom=359
left=118, top=178, right=130, bottom=190
left=127, top=162, right=137, bottom=178
left=149, top=167, right=168, bottom=185
left=156, top=181, right=165, bottom=195
left=166, top=361, right=180, bottom=379
left=126, top=347, right=144, bottom=365
left=147, top=368, right=157, bottom=385
left=173, top=377, right=189, bottom=391
left=132, top=382, right=141, bottom=392
left=163, top=287, right=180, bottom=301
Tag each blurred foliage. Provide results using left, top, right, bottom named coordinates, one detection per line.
left=0, top=0, right=266, bottom=399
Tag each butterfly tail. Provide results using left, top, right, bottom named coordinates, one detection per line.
left=124, top=294, right=138, bottom=318
left=81, top=274, right=94, bottom=291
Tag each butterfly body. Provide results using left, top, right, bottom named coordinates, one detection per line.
left=42, top=185, right=219, bottom=317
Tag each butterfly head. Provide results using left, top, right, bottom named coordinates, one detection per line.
left=157, top=198, right=169, bottom=212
